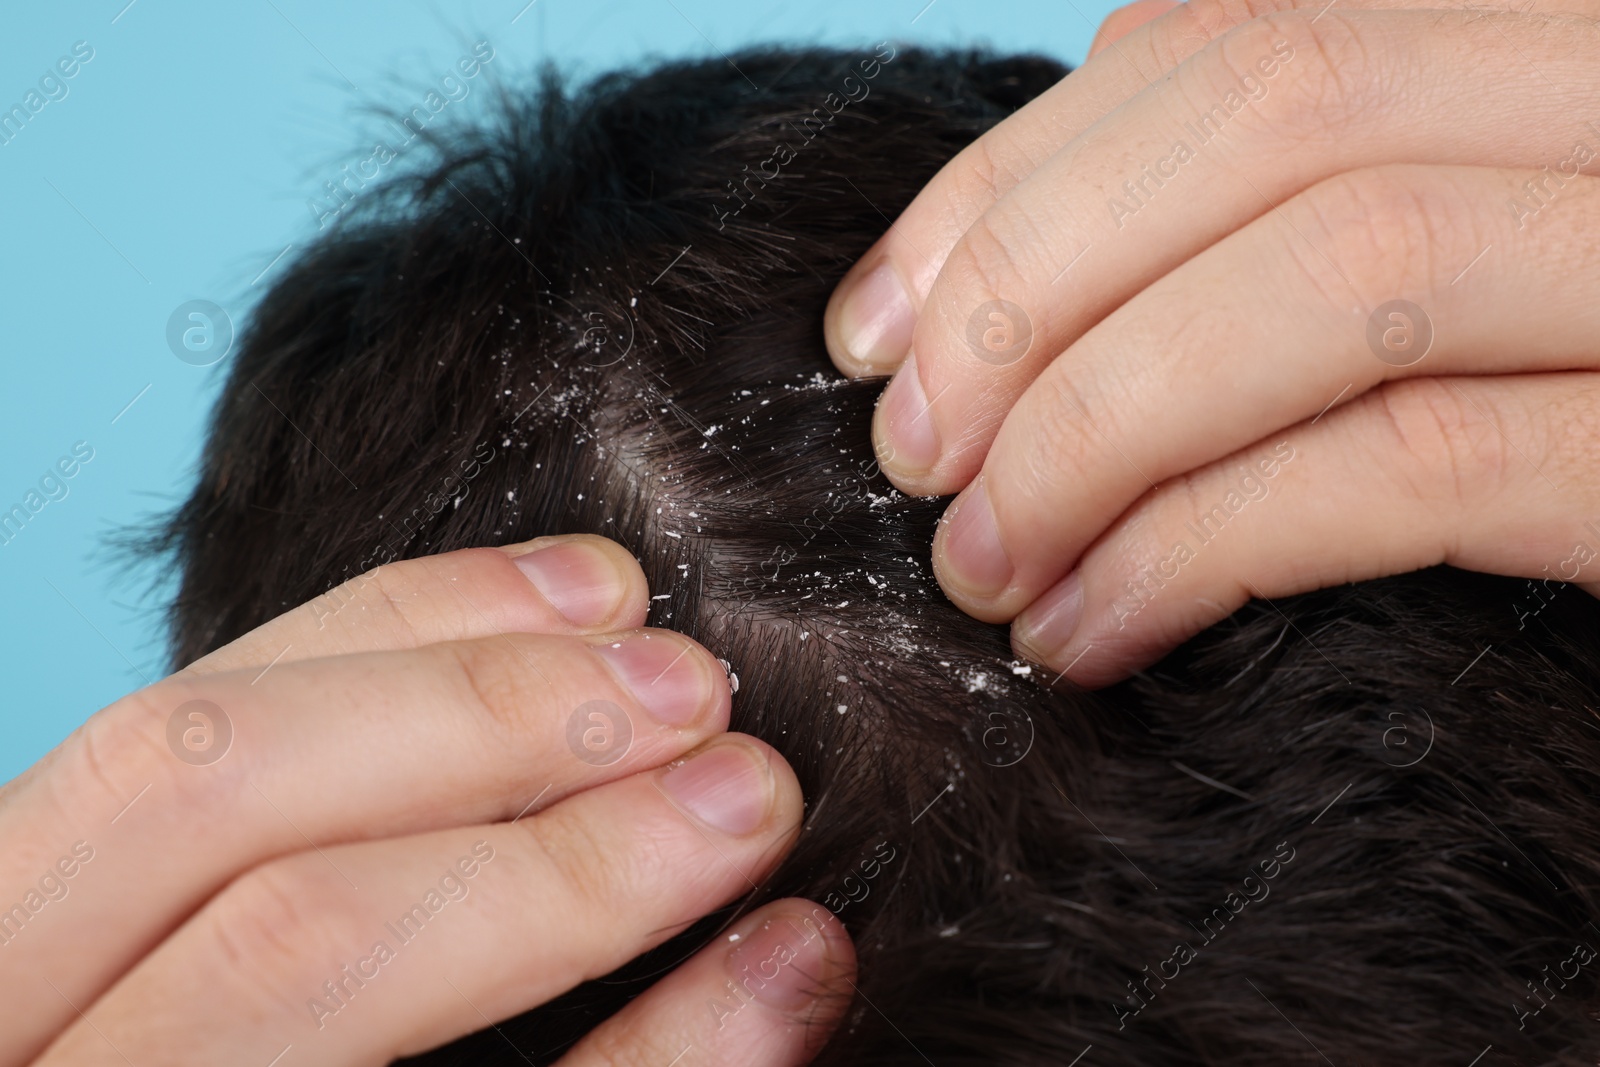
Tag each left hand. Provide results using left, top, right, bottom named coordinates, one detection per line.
left=825, top=0, right=1600, bottom=685
left=0, top=537, right=849, bottom=1067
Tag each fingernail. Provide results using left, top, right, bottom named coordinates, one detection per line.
left=660, top=739, right=774, bottom=836
left=939, top=480, right=1013, bottom=598
left=837, top=261, right=914, bottom=372
left=594, top=633, right=715, bottom=727
left=513, top=541, right=628, bottom=627
left=724, top=908, right=843, bottom=1013
left=1014, top=571, right=1084, bottom=664
left=876, top=355, right=940, bottom=477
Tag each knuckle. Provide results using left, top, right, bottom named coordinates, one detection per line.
left=1167, top=0, right=1286, bottom=63
left=204, top=858, right=351, bottom=995
left=443, top=635, right=553, bottom=738
left=940, top=207, right=1033, bottom=313
left=358, top=560, right=438, bottom=644
left=957, top=133, right=1032, bottom=217
left=309, top=548, right=499, bottom=643
left=1020, top=367, right=1131, bottom=495
left=1290, top=168, right=1447, bottom=308
left=1368, top=379, right=1513, bottom=503
left=1221, top=13, right=1377, bottom=146
left=942, top=88, right=1086, bottom=214
left=1172, top=466, right=1219, bottom=533
left=517, top=810, right=660, bottom=925
left=51, top=699, right=162, bottom=817
left=52, top=686, right=239, bottom=820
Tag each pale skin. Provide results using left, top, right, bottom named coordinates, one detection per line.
left=0, top=535, right=853, bottom=1067
left=826, top=0, right=1600, bottom=686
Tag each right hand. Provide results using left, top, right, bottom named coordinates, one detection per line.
left=0, top=535, right=852, bottom=1066
left=826, top=0, right=1600, bottom=687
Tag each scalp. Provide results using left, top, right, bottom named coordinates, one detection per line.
left=146, top=47, right=1600, bottom=1066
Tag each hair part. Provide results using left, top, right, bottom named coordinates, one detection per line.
left=148, top=47, right=1600, bottom=1065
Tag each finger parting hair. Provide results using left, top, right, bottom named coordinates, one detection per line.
left=145, top=47, right=1600, bottom=1066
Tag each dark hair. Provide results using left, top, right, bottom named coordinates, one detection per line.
left=151, top=45, right=1600, bottom=1065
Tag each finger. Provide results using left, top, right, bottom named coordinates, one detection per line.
left=33, top=735, right=803, bottom=1066
left=933, top=165, right=1600, bottom=618
left=823, top=0, right=1599, bottom=376
left=0, top=535, right=650, bottom=827
left=0, top=627, right=729, bottom=1064
left=1014, top=373, right=1600, bottom=686
left=187, top=534, right=650, bottom=675
left=870, top=8, right=1600, bottom=494
left=1089, top=0, right=1181, bottom=60
left=557, top=899, right=856, bottom=1067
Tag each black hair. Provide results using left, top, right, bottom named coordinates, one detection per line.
left=151, top=45, right=1600, bottom=1065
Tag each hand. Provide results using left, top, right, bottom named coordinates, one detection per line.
left=825, top=0, right=1600, bottom=685
left=0, top=536, right=852, bottom=1066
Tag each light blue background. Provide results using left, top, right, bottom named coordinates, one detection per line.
left=0, top=0, right=1112, bottom=783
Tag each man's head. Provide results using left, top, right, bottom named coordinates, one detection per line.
left=153, top=46, right=1600, bottom=1064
